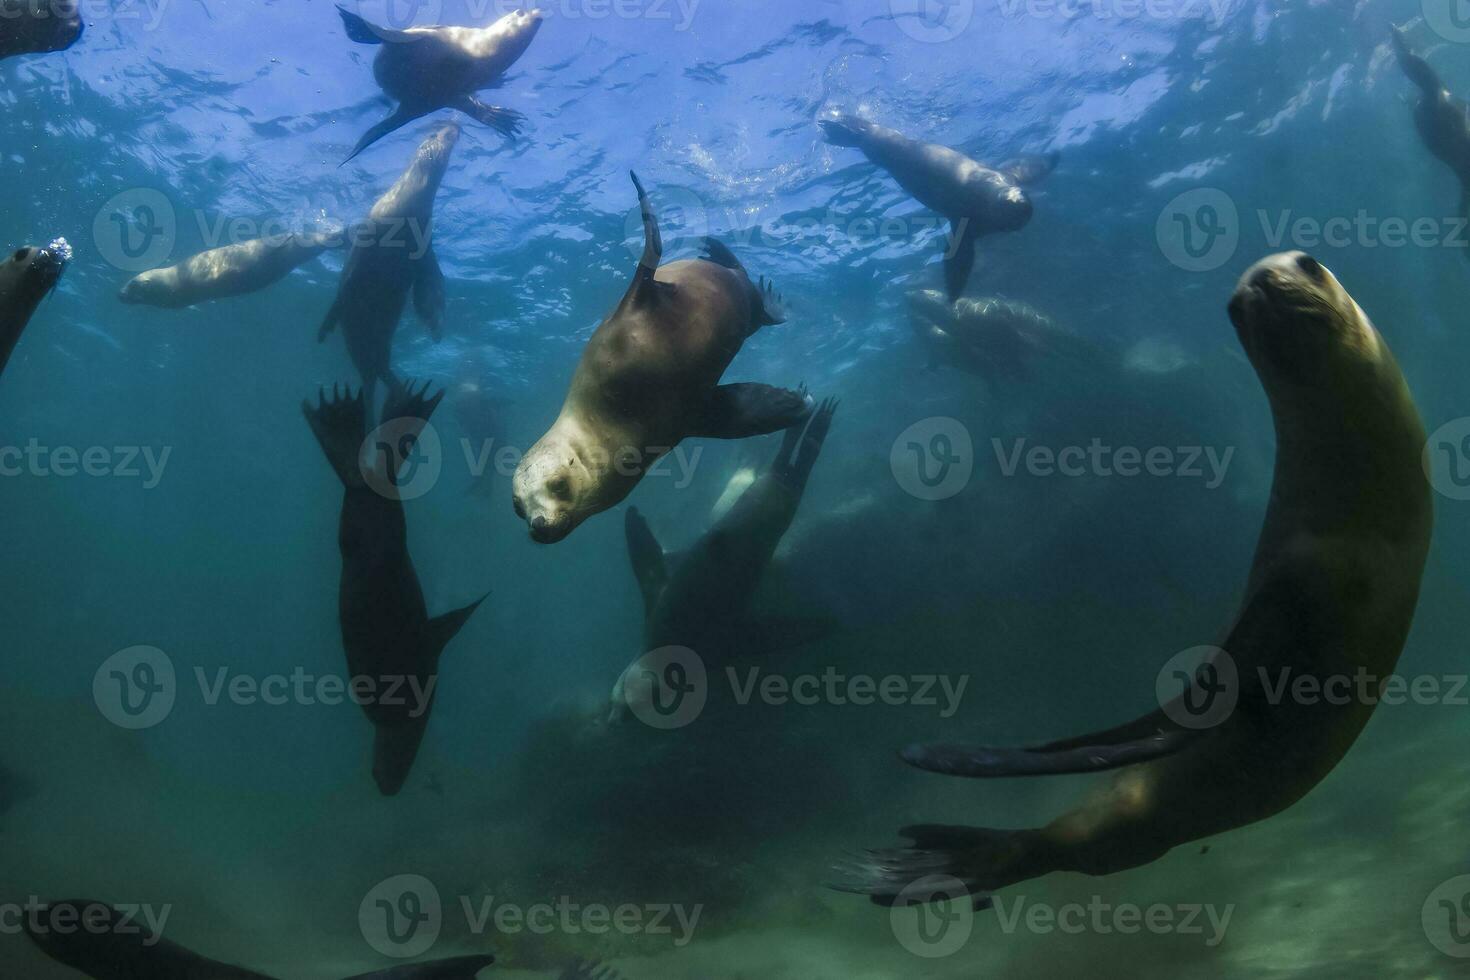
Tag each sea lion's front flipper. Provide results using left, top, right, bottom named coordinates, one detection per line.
left=341, top=955, right=496, bottom=980
left=830, top=825, right=1042, bottom=906
left=343, top=106, right=422, bottom=166
left=303, top=385, right=369, bottom=488
left=997, top=152, right=1059, bottom=187
left=943, top=220, right=978, bottom=303
left=412, top=244, right=446, bottom=339
left=336, top=5, right=423, bottom=45
left=319, top=291, right=344, bottom=341
left=900, top=727, right=1195, bottom=778
left=773, top=395, right=837, bottom=489
left=690, top=383, right=812, bottom=440
left=427, top=592, right=490, bottom=657
left=452, top=95, right=525, bottom=140
left=618, top=171, right=668, bottom=313
left=625, top=507, right=668, bottom=618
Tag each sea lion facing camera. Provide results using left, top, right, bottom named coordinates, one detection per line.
left=304, top=381, right=488, bottom=796
left=320, top=123, right=458, bottom=408
left=512, top=172, right=810, bottom=544
left=25, top=899, right=495, bottom=979
left=337, top=5, right=542, bottom=163
left=834, top=252, right=1431, bottom=902
left=820, top=114, right=1056, bottom=302
left=611, top=398, right=839, bottom=723
left=118, top=232, right=340, bottom=309
left=0, top=2, right=82, bottom=60
left=1391, top=26, right=1470, bottom=221
left=0, top=238, right=69, bottom=380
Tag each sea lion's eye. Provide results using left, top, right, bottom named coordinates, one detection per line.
left=12, top=248, right=31, bottom=263
left=1295, top=254, right=1325, bottom=281
left=548, top=476, right=571, bottom=499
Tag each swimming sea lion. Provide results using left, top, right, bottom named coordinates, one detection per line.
left=908, top=287, right=1094, bottom=383
left=320, top=124, right=457, bottom=408
left=512, top=172, right=809, bottom=544
left=0, top=237, right=69, bottom=380
left=1391, top=26, right=1470, bottom=221
left=834, top=252, right=1432, bottom=902
left=611, top=398, right=839, bottom=723
left=118, top=232, right=340, bottom=309
left=337, top=5, right=542, bottom=163
left=0, top=2, right=82, bottom=60
left=303, top=380, right=488, bottom=796
left=820, top=114, right=1056, bottom=302
left=25, top=899, right=494, bottom=979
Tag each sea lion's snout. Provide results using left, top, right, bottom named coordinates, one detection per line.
left=1229, top=252, right=1357, bottom=383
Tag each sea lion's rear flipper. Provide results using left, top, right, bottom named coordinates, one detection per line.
left=830, top=825, right=1043, bottom=905
left=618, top=171, right=669, bottom=313
left=319, top=292, right=344, bottom=341
left=773, top=395, right=837, bottom=490
left=691, top=383, right=813, bottom=440
left=427, top=592, right=490, bottom=657
left=373, top=716, right=432, bottom=797
left=701, top=238, right=785, bottom=326
left=412, top=245, right=446, bottom=339
left=303, top=385, right=369, bottom=488
left=625, top=507, right=668, bottom=618
left=943, top=221, right=978, bottom=303
left=900, top=727, right=1195, bottom=778
left=343, top=106, right=422, bottom=166
left=336, top=5, right=423, bottom=45
left=997, top=152, right=1059, bottom=187
left=452, top=95, right=525, bottom=140
left=341, top=956, right=496, bottom=980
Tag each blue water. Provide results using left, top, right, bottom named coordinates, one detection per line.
left=3, top=0, right=1470, bottom=977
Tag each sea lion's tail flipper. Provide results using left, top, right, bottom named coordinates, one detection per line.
left=558, top=958, right=627, bottom=980
left=1390, top=24, right=1442, bottom=95
left=453, top=95, right=525, bottom=140
left=700, top=238, right=785, bottom=326
left=773, top=395, right=837, bottom=490
left=692, top=383, right=813, bottom=440
left=618, top=171, right=669, bottom=312
left=343, top=106, right=421, bottom=166
left=341, top=954, right=496, bottom=980
left=998, top=151, right=1059, bottom=187
left=303, top=385, right=369, bottom=489
left=900, top=727, right=1195, bottom=778
left=25, top=900, right=276, bottom=979
left=319, top=291, right=344, bottom=341
left=818, top=113, right=871, bottom=148
left=373, top=716, right=432, bottom=797
left=412, top=244, right=447, bottom=340
left=337, top=5, right=423, bottom=45
left=830, top=825, right=1045, bottom=904
left=943, top=220, right=978, bottom=303
left=625, top=507, right=668, bottom=618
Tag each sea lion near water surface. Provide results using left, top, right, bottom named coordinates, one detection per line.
left=1391, top=26, right=1470, bottom=224
left=0, top=238, right=69, bottom=381
left=25, top=899, right=494, bottom=978
left=511, top=172, right=810, bottom=544
left=0, top=3, right=82, bottom=60
left=833, top=252, right=1432, bottom=903
left=303, top=380, right=488, bottom=796
left=820, top=114, right=1057, bottom=302
left=611, top=398, right=839, bottom=723
left=118, top=232, right=341, bottom=309
left=337, top=5, right=542, bottom=163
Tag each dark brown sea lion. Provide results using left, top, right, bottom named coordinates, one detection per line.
left=0, top=1, right=82, bottom=60
left=0, top=237, right=68, bottom=380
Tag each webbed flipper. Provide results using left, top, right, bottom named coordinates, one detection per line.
left=943, top=220, right=978, bottom=303
left=452, top=95, right=525, bottom=140
left=617, top=171, right=671, bottom=313
left=343, top=105, right=424, bottom=166
left=342, top=955, right=496, bottom=980
left=625, top=507, right=668, bottom=619
left=412, top=244, right=446, bottom=339
left=337, top=6, right=423, bottom=45
left=690, top=383, right=812, bottom=440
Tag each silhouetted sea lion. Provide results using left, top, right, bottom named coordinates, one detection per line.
left=119, top=232, right=340, bottom=308
left=24, top=899, right=494, bottom=979
left=1391, top=26, right=1470, bottom=221
left=908, top=287, right=1096, bottom=383
left=512, top=172, right=809, bottom=544
left=303, top=381, right=488, bottom=796
left=0, top=3, right=82, bottom=60
left=820, top=114, right=1056, bottom=301
left=0, top=237, right=69, bottom=380
left=320, top=124, right=457, bottom=407
left=611, top=398, right=839, bottom=722
left=834, top=252, right=1432, bottom=902
left=338, top=5, right=542, bottom=163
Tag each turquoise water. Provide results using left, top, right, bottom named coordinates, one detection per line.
left=3, top=0, right=1470, bottom=977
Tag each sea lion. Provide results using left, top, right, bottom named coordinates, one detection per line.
left=1391, top=26, right=1470, bottom=221
left=908, top=287, right=1095, bottom=383
left=118, top=232, right=340, bottom=309
left=303, top=380, right=488, bottom=796
left=834, top=252, right=1432, bottom=903
left=337, top=5, right=542, bottom=163
left=820, top=114, right=1056, bottom=302
left=320, top=124, right=457, bottom=408
left=512, top=172, right=809, bottom=544
left=25, top=899, right=494, bottom=979
left=0, top=1, right=82, bottom=60
left=0, top=237, right=69, bottom=380
left=611, top=398, right=839, bottom=723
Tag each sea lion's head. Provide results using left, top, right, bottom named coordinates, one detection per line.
left=1, top=239, right=68, bottom=329
left=117, top=268, right=173, bottom=306
left=513, top=428, right=612, bottom=544
left=1228, top=251, right=1377, bottom=389
left=490, top=7, right=544, bottom=60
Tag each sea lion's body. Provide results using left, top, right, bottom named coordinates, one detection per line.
left=1392, top=27, right=1470, bottom=216
left=303, top=383, right=486, bottom=796
left=820, top=115, right=1056, bottom=301
left=338, top=6, right=542, bottom=162
left=612, top=401, right=838, bottom=721
left=118, top=233, right=337, bottom=309
left=838, top=252, right=1432, bottom=900
left=0, top=239, right=68, bottom=380
left=512, top=173, right=808, bottom=544
left=908, top=288, right=1087, bottom=382
left=25, top=900, right=494, bottom=979
left=320, top=124, right=457, bottom=405
left=0, top=5, right=81, bottom=60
